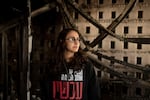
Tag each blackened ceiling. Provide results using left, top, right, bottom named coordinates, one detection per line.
left=0, top=0, right=48, bottom=23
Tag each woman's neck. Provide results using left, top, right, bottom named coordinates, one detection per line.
left=64, top=51, right=74, bottom=62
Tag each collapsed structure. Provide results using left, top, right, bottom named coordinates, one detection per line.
left=0, top=0, right=150, bottom=100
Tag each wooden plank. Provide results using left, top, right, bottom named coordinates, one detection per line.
left=2, top=32, right=8, bottom=100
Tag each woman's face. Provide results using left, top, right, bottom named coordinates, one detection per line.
left=64, top=30, right=80, bottom=53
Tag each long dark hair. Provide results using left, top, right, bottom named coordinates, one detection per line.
left=49, top=28, right=88, bottom=73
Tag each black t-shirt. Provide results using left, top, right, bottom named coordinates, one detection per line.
left=40, top=60, right=101, bottom=100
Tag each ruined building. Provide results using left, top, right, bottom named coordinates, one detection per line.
left=0, top=0, right=150, bottom=100
left=74, top=0, right=150, bottom=99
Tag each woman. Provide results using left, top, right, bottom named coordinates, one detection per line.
left=41, top=28, right=101, bottom=100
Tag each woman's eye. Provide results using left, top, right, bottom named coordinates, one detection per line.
left=66, top=37, right=80, bottom=42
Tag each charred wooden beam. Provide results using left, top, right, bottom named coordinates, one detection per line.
left=66, top=0, right=124, bottom=41
left=56, top=0, right=75, bottom=28
left=0, top=3, right=56, bottom=33
left=31, top=3, right=56, bottom=17
left=86, top=51, right=136, bottom=82
left=93, top=51, right=150, bottom=72
left=16, top=22, right=28, bottom=100
left=125, top=38, right=150, bottom=44
left=66, top=0, right=148, bottom=45
left=2, top=32, right=8, bottom=100
left=86, top=51, right=150, bottom=87
left=56, top=0, right=89, bottom=46
left=89, top=0, right=137, bottom=47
